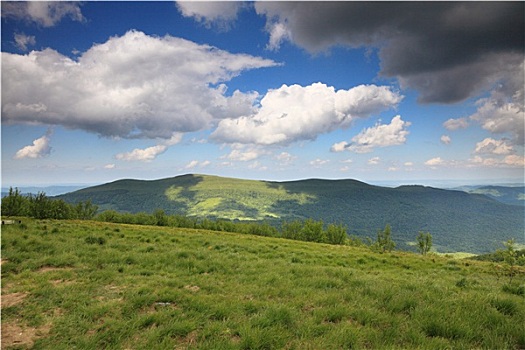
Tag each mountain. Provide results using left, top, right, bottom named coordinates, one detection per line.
left=459, top=185, right=524, bottom=206
left=56, top=174, right=525, bottom=253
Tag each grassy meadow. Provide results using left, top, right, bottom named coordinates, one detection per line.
left=1, top=218, right=524, bottom=349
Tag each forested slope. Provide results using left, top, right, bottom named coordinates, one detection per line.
left=57, top=174, right=524, bottom=253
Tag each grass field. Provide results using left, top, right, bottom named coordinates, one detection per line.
left=1, top=218, right=524, bottom=349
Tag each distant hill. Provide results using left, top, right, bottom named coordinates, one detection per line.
left=56, top=174, right=525, bottom=253
left=456, top=185, right=524, bottom=206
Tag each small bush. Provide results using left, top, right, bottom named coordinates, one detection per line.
left=502, top=284, right=525, bottom=296
left=491, top=298, right=518, bottom=316
left=85, top=236, right=106, bottom=245
left=455, top=277, right=468, bottom=288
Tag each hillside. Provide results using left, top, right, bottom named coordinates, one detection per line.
left=1, top=219, right=524, bottom=349
left=463, top=185, right=525, bottom=206
left=57, top=174, right=525, bottom=253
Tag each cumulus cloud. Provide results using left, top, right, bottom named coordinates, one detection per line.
left=275, top=152, right=295, bottom=165
left=266, top=22, right=292, bottom=51
left=333, top=115, right=411, bottom=153
left=185, top=160, right=211, bottom=169
left=470, top=155, right=525, bottom=168
left=104, top=164, right=116, bottom=169
left=2, top=1, right=85, bottom=27
left=212, top=83, right=402, bottom=145
left=424, top=157, right=444, bottom=167
left=468, top=88, right=525, bottom=145
left=2, top=30, right=278, bottom=140
left=176, top=1, right=244, bottom=30
left=443, top=117, right=469, bottom=131
left=14, top=129, right=53, bottom=159
left=14, top=33, right=35, bottom=51
left=440, top=135, right=451, bottom=145
left=310, top=158, right=330, bottom=168
left=368, top=157, right=380, bottom=165
left=115, top=133, right=183, bottom=162
left=254, top=2, right=524, bottom=105
left=115, top=145, right=168, bottom=162
left=474, top=138, right=513, bottom=155
left=224, top=148, right=263, bottom=162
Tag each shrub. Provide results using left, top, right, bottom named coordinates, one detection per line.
left=85, top=236, right=106, bottom=245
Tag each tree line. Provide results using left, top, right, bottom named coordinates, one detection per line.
left=1, top=187, right=432, bottom=252
left=1, top=188, right=98, bottom=220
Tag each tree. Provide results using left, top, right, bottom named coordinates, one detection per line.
left=75, top=200, right=98, bottom=220
left=28, top=192, right=52, bottom=219
left=302, top=219, right=325, bottom=243
left=153, top=208, right=168, bottom=226
left=1, top=187, right=29, bottom=216
left=282, top=220, right=303, bottom=240
left=416, top=231, right=433, bottom=255
left=325, top=223, right=347, bottom=245
left=374, top=224, right=396, bottom=253
left=500, top=238, right=525, bottom=285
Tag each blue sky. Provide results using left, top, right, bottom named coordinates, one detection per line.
left=1, top=1, right=524, bottom=186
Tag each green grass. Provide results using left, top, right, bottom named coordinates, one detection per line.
left=2, top=218, right=525, bottom=349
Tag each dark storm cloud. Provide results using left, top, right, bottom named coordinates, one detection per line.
left=256, top=1, right=524, bottom=104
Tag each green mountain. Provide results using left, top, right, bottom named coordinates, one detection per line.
left=462, top=185, right=524, bottom=206
left=57, top=174, right=525, bottom=253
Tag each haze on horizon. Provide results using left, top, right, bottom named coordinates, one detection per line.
left=1, top=2, right=524, bottom=187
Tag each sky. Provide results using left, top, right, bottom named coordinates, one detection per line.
left=1, top=1, right=524, bottom=187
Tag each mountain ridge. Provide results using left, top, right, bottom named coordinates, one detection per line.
left=56, top=174, right=524, bottom=253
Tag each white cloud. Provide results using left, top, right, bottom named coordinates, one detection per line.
left=104, top=164, right=116, bottom=169
left=212, top=83, right=402, bottom=145
left=469, top=89, right=525, bottom=145
left=224, top=149, right=261, bottom=162
left=404, top=162, right=414, bottom=167
left=165, top=133, right=184, bottom=146
left=330, top=141, right=349, bottom=153
left=440, top=135, right=451, bottom=145
left=275, top=152, right=295, bottom=165
left=14, top=129, right=53, bottom=159
left=340, top=159, right=353, bottom=171
left=368, top=157, right=380, bottom=165
left=248, top=161, right=267, bottom=170
left=470, top=155, right=524, bottom=168
left=310, top=158, right=330, bottom=167
left=2, top=30, right=278, bottom=140
left=443, top=117, right=469, bottom=131
left=115, top=132, right=183, bottom=162
left=338, top=115, right=410, bottom=153
left=185, top=160, right=211, bottom=169
left=474, top=138, right=513, bottom=155
left=176, top=1, right=243, bottom=30
left=185, top=160, right=200, bottom=169
left=14, top=33, right=35, bottom=51
left=266, top=22, right=292, bottom=51
left=503, top=155, right=525, bottom=167
left=424, top=157, right=444, bottom=167
left=2, top=1, right=85, bottom=27
left=115, top=145, right=167, bottom=162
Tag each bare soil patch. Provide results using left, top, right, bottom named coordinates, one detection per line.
left=1, top=292, right=29, bottom=308
left=37, top=266, right=72, bottom=273
left=184, top=285, right=200, bottom=292
left=1, top=322, right=51, bottom=349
